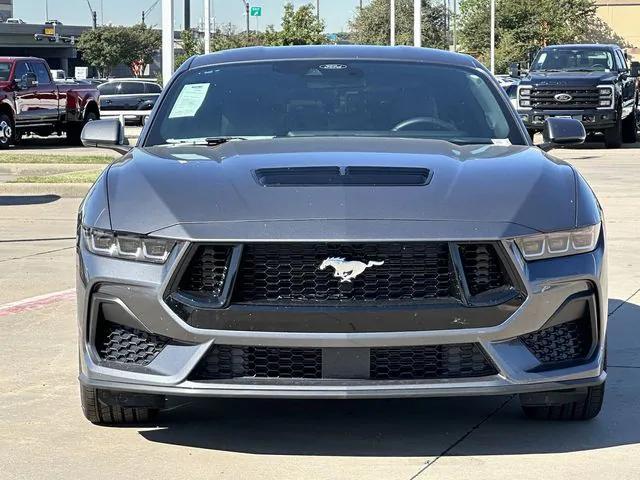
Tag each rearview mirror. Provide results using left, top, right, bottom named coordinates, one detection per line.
left=81, top=118, right=131, bottom=154
left=19, top=72, right=37, bottom=89
left=540, top=117, right=585, bottom=151
left=509, top=62, right=520, bottom=78
left=631, top=61, right=640, bottom=77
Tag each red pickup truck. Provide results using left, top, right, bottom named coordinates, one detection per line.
left=0, top=56, right=100, bottom=148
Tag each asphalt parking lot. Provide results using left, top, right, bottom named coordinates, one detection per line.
left=1, top=136, right=639, bottom=479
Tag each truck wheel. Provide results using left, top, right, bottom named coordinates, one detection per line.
left=520, top=382, right=605, bottom=420
left=622, top=109, right=637, bottom=143
left=80, top=384, right=159, bottom=425
left=0, top=113, right=15, bottom=149
left=604, top=115, right=623, bottom=148
left=67, top=110, right=99, bottom=146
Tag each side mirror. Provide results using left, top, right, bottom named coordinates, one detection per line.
left=540, top=117, right=585, bottom=151
left=81, top=118, right=131, bottom=154
left=631, top=61, right=640, bottom=77
left=509, top=62, right=520, bottom=78
left=19, top=72, right=37, bottom=89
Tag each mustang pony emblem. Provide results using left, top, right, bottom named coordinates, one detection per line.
left=319, top=257, right=385, bottom=283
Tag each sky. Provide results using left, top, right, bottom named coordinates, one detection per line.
left=14, top=0, right=366, bottom=33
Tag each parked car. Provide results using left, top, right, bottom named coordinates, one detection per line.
left=98, top=79, right=161, bottom=125
left=5, top=18, right=26, bottom=24
left=77, top=46, right=606, bottom=425
left=0, top=57, right=100, bottom=147
left=515, top=43, right=639, bottom=147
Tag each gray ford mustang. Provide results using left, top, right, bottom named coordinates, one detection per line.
left=77, top=46, right=606, bottom=424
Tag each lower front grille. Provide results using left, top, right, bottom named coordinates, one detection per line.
left=370, top=344, right=498, bottom=380
left=190, top=345, right=323, bottom=379
left=95, top=320, right=169, bottom=366
left=190, top=344, right=498, bottom=381
left=520, top=319, right=592, bottom=364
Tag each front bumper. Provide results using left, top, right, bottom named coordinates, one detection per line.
left=519, top=108, right=617, bottom=131
left=76, top=231, right=607, bottom=400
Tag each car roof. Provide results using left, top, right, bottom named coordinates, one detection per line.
left=189, top=45, right=479, bottom=69
left=542, top=44, right=620, bottom=50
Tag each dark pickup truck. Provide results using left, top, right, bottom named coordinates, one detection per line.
left=515, top=44, right=639, bottom=148
left=0, top=56, right=100, bottom=148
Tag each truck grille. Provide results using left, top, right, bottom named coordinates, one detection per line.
left=530, top=87, right=600, bottom=109
left=190, top=344, right=497, bottom=380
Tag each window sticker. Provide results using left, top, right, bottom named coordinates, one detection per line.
left=169, top=83, right=210, bottom=118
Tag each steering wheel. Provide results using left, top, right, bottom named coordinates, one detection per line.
left=391, top=116, right=458, bottom=132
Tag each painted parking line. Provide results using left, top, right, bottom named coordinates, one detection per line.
left=0, top=288, right=76, bottom=318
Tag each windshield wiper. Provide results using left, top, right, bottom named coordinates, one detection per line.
left=204, top=136, right=247, bottom=145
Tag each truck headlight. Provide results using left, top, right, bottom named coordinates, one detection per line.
left=514, top=223, right=600, bottom=260
left=82, top=227, right=176, bottom=263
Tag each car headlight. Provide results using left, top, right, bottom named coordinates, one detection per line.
left=82, top=227, right=176, bottom=263
left=515, top=223, right=600, bottom=261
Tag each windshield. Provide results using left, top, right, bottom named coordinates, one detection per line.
left=0, top=62, right=11, bottom=81
left=144, top=60, right=523, bottom=146
left=532, top=48, right=615, bottom=72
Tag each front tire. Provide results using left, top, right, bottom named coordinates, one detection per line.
left=604, top=114, right=623, bottom=148
left=0, top=113, right=15, bottom=149
left=622, top=108, right=637, bottom=143
left=520, top=381, right=605, bottom=420
left=80, top=385, right=159, bottom=425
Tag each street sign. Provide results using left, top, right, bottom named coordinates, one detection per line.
left=75, top=67, right=88, bottom=80
left=250, top=6, right=262, bottom=16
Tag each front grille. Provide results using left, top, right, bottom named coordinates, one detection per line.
left=177, top=245, right=232, bottom=298
left=520, top=319, right=592, bottom=364
left=459, top=244, right=510, bottom=296
left=95, top=320, right=169, bottom=366
left=530, top=87, right=600, bottom=109
left=190, top=345, right=323, bottom=379
left=190, top=344, right=497, bottom=381
left=231, top=242, right=453, bottom=304
left=370, top=344, right=498, bottom=379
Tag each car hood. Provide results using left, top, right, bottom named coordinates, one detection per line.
left=523, top=70, right=616, bottom=87
left=106, top=137, right=576, bottom=239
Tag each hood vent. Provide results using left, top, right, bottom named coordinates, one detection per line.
left=254, top=166, right=432, bottom=187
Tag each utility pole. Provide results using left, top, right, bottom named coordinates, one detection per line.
left=101, top=0, right=104, bottom=25
left=184, top=0, right=190, bottom=30
left=204, top=0, right=211, bottom=54
left=390, top=0, right=395, bottom=46
left=45, top=0, right=49, bottom=21
left=245, top=1, right=250, bottom=42
left=453, top=0, right=457, bottom=52
left=490, top=0, right=495, bottom=73
left=316, top=0, right=320, bottom=20
left=413, top=0, right=421, bottom=47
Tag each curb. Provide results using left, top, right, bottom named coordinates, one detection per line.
left=0, top=163, right=105, bottom=176
left=0, top=182, right=91, bottom=198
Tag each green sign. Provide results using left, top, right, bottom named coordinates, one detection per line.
left=250, top=6, right=262, bottom=16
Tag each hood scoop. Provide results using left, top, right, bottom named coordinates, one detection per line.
left=254, top=166, right=432, bottom=187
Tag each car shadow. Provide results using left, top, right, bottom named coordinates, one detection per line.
left=136, top=298, right=640, bottom=457
left=0, top=194, right=60, bottom=206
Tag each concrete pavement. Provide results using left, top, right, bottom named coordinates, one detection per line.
left=0, top=141, right=639, bottom=479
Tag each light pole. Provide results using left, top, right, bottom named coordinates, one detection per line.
left=490, top=0, right=495, bottom=73
left=390, top=0, right=395, bottom=46
left=241, top=0, right=250, bottom=42
left=413, top=0, right=421, bottom=47
left=204, top=0, right=211, bottom=54
left=162, top=0, right=174, bottom=84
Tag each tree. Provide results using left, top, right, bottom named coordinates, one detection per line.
left=175, top=29, right=203, bottom=69
left=457, top=0, right=618, bottom=73
left=264, top=3, right=326, bottom=46
left=78, top=24, right=160, bottom=77
left=349, top=0, right=448, bottom=49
